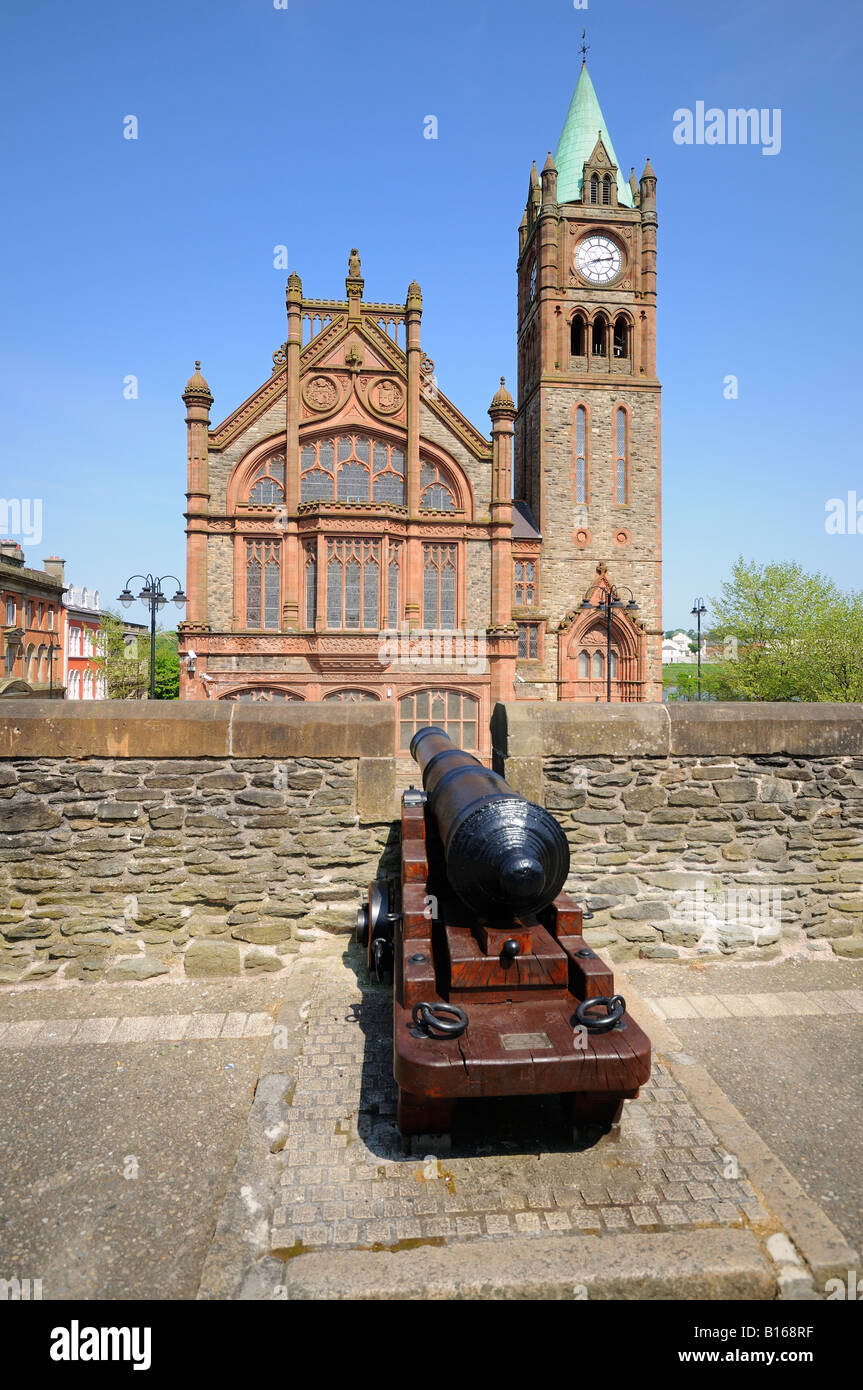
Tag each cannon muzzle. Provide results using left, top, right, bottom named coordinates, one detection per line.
left=409, top=726, right=569, bottom=916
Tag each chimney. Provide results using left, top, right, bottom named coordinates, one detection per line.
left=42, top=556, right=65, bottom=584
left=0, top=541, right=25, bottom=567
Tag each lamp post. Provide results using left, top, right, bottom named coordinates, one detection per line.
left=690, top=597, right=707, bottom=701
left=47, top=638, right=59, bottom=698
left=579, top=580, right=639, bottom=703
left=117, top=574, right=186, bottom=700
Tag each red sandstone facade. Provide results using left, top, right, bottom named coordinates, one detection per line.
left=179, top=68, right=662, bottom=750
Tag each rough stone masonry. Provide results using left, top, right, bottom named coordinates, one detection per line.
left=0, top=702, right=395, bottom=985
left=0, top=699, right=861, bottom=986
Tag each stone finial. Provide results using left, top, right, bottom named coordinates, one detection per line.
left=542, top=149, right=556, bottom=174
left=489, top=375, right=516, bottom=417
left=286, top=270, right=303, bottom=306
left=348, top=248, right=362, bottom=278
left=183, top=361, right=213, bottom=404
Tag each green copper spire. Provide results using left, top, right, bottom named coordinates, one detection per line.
left=554, top=63, right=634, bottom=208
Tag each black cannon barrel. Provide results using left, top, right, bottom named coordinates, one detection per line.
left=409, top=726, right=570, bottom=916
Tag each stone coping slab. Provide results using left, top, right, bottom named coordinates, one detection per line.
left=494, top=701, right=863, bottom=760
left=0, top=698, right=395, bottom=760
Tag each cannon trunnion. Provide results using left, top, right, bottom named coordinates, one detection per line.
left=360, top=727, right=651, bottom=1138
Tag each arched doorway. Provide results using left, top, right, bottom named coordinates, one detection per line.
left=558, top=568, right=644, bottom=701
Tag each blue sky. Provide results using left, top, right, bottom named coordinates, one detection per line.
left=1, top=0, right=861, bottom=631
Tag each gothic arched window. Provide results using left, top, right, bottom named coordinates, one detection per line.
left=589, top=173, right=599, bottom=204
left=323, top=689, right=378, bottom=703
left=575, top=405, right=587, bottom=504
left=422, top=545, right=457, bottom=628
left=245, top=540, right=280, bottom=629
left=592, top=315, right=607, bottom=356
left=419, top=462, right=456, bottom=512
left=602, top=175, right=612, bottom=205
left=326, top=539, right=380, bottom=630
left=578, top=651, right=590, bottom=679
left=388, top=543, right=402, bottom=628
left=613, top=315, right=629, bottom=359
left=222, top=688, right=300, bottom=702
left=304, top=544, right=317, bottom=629
left=399, top=690, right=478, bottom=752
left=299, top=436, right=406, bottom=506
left=570, top=315, right=585, bottom=356
left=615, top=407, right=629, bottom=504
left=248, top=454, right=286, bottom=505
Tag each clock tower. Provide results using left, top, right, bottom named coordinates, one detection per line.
left=514, top=61, right=662, bottom=702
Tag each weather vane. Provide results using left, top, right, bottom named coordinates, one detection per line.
left=580, top=28, right=590, bottom=65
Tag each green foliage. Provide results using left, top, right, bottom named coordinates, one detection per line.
left=708, top=557, right=863, bottom=702
left=153, top=632, right=179, bottom=701
left=93, top=612, right=148, bottom=699
left=93, top=617, right=180, bottom=700
left=664, top=665, right=741, bottom=702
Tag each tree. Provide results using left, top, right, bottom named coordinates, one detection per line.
left=93, top=619, right=180, bottom=700
left=153, top=632, right=179, bottom=700
left=708, top=557, right=863, bottom=702
left=94, top=612, right=148, bottom=699
left=666, top=666, right=741, bottom=702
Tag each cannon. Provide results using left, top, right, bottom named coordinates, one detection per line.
left=358, top=727, right=651, bottom=1138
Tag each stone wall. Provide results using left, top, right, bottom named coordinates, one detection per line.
left=0, top=701, right=396, bottom=986
left=3, top=699, right=862, bottom=987
left=493, top=702, right=863, bottom=963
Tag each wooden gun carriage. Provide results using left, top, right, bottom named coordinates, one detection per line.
left=358, top=727, right=651, bottom=1138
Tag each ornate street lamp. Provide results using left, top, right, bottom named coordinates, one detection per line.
left=117, top=574, right=186, bottom=700
left=690, top=597, right=707, bottom=700
left=580, top=580, right=638, bottom=703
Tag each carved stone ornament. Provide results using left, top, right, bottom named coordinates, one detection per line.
left=302, top=374, right=339, bottom=412
left=371, top=377, right=404, bottom=414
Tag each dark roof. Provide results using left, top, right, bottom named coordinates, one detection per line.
left=512, top=499, right=541, bottom=540
left=0, top=558, right=64, bottom=593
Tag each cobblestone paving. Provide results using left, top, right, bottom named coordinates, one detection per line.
left=270, top=949, right=772, bottom=1254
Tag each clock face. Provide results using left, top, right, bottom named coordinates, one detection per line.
left=529, top=261, right=537, bottom=300
left=574, top=235, right=623, bottom=284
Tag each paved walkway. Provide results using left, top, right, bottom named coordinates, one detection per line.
left=625, top=958, right=863, bottom=1260
left=0, top=1011, right=273, bottom=1046
left=270, top=951, right=769, bottom=1255
left=0, top=979, right=279, bottom=1300
left=645, top=989, right=863, bottom=1021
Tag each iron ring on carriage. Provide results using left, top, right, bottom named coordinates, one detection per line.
left=412, top=1002, right=469, bottom=1038
left=575, top=994, right=626, bottom=1033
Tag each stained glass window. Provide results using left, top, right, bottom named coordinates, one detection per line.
left=388, top=546, right=401, bottom=628
left=325, top=540, right=381, bottom=629
left=419, top=462, right=456, bottom=512
left=300, top=436, right=406, bottom=505
left=247, top=454, right=286, bottom=505
left=423, top=545, right=456, bottom=628
left=305, top=547, right=317, bottom=629
left=245, top=540, right=280, bottom=629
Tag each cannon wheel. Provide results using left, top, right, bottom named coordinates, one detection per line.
left=363, top=879, right=394, bottom=982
